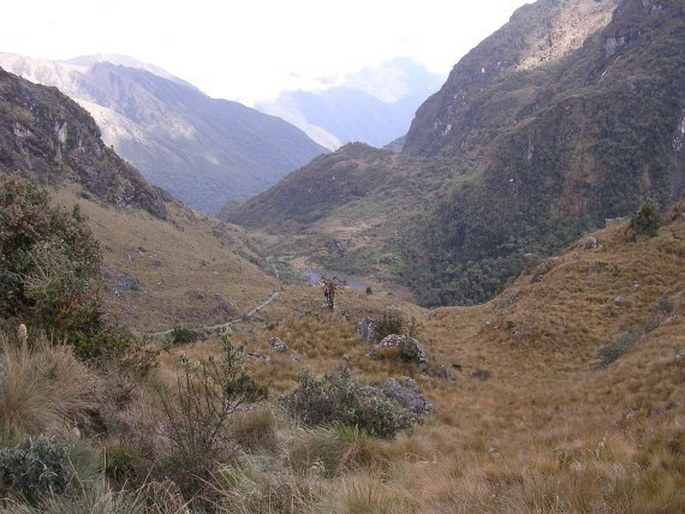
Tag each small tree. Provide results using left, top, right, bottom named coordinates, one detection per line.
left=628, top=199, right=663, bottom=239
left=321, top=276, right=343, bottom=310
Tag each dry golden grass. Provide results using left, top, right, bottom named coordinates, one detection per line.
left=0, top=334, right=105, bottom=439
left=6, top=197, right=681, bottom=512
left=214, top=213, right=683, bottom=512
left=51, top=184, right=278, bottom=332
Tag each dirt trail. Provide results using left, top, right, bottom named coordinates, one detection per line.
left=138, top=291, right=281, bottom=340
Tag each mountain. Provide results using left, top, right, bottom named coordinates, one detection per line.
left=225, top=0, right=685, bottom=306
left=400, top=0, right=685, bottom=305
left=0, top=65, right=168, bottom=218
left=0, top=53, right=327, bottom=213
left=0, top=66, right=278, bottom=329
left=256, top=58, right=444, bottom=149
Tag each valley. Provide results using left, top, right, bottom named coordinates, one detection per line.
left=0, top=0, right=683, bottom=512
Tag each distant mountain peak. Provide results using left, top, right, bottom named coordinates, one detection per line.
left=256, top=58, right=444, bottom=150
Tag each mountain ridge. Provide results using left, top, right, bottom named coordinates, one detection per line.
left=225, top=0, right=685, bottom=306
left=0, top=53, right=328, bottom=213
left=257, top=58, right=444, bottom=149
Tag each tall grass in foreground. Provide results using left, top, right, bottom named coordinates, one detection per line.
left=0, top=335, right=104, bottom=439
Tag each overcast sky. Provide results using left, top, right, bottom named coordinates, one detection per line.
left=2, top=0, right=530, bottom=105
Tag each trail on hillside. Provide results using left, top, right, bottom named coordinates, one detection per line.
left=137, top=291, right=281, bottom=340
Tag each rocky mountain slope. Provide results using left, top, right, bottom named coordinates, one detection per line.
left=257, top=58, right=444, bottom=149
left=0, top=66, right=168, bottom=219
left=400, top=0, right=685, bottom=304
left=0, top=53, right=327, bottom=213
left=0, top=67, right=277, bottom=329
left=225, top=0, right=685, bottom=306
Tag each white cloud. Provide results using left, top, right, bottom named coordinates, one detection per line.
left=1, top=0, right=529, bottom=104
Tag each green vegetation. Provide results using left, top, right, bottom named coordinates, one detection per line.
left=157, top=335, right=267, bottom=498
left=0, top=176, right=101, bottom=342
left=283, top=364, right=416, bottom=439
left=168, top=325, right=201, bottom=346
left=0, top=176, right=154, bottom=369
left=0, top=436, right=70, bottom=504
left=628, top=199, right=663, bottom=239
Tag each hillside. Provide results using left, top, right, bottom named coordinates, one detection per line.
left=221, top=143, right=455, bottom=282
left=226, top=0, right=685, bottom=306
left=0, top=67, right=278, bottom=330
left=257, top=58, right=444, bottom=149
left=0, top=66, right=168, bottom=219
left=0, top=53, right=328, bottom=213
left=400, top=0, right=685, bottom=304
left=2, top=192, right=682, bottom=511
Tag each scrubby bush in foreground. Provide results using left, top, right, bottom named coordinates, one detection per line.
left=158, top=335, right=268, bottom=502
left=0, top=176, right=155, bottom=371
left=283, top=364, right=416, bottom=439
left=0, top=436, right=71, bottom=505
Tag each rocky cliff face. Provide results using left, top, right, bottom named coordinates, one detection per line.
left=402, top=0, right=619, bottom=158
left=0, top=66, right=169, bottom=218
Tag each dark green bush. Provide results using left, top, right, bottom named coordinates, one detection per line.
left=0, top=176, right=101, bottom=340
left=283, top=364, right=416, bottom=439
left=628, top=199, right=663, bottom=239
left=0, top=436, right=71, bottom=505
left=168, top=326, right=200, bottom=346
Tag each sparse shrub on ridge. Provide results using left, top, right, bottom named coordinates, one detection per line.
left=627, top=199, right=663, bottom=239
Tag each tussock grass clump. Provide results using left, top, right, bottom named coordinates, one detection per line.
left=229, top=407, right=279, bottom=452
left=210, top=455, right=317, bottom=514
left=288, top=425, right=392, bottom=478
left=0, top=336, right=104, bottom=439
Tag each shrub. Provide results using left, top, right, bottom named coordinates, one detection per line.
left=283, top=364, right=416, bottom=439
left=594, top=317, right=661, bottom=368
left=374, top=309, right=423, bottom=343
left=658, top=294, right=675, bottom=315
left=158, top=334, right=267, bottom=500
left=628, top=199, right=663, bottom=239
left=0, top=176, right=101, bottom=343
left=168, top=326, right=200, bottom=346
left=0, top=437, right=71, bottom=505
left=104, top=443, right=142, bottom=483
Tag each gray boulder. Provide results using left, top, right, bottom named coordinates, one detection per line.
left=268, top=337, right=289, bottom=353
left=356, top=317, right=376, bottom=343
left=383, top=377, right=433, bottom=415
left=374, top=334, right=429, bottom=374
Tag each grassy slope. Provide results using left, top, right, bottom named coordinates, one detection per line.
left=51, top=185, right=278, bottom=332
left=223, top=143, right=456, bottom=284
left=163, top=206, right=684, bottom=511
left=1, top=201, right=682, bottom=512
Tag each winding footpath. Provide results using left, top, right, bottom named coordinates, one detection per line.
left=137, top=291, right=281, bottom=340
